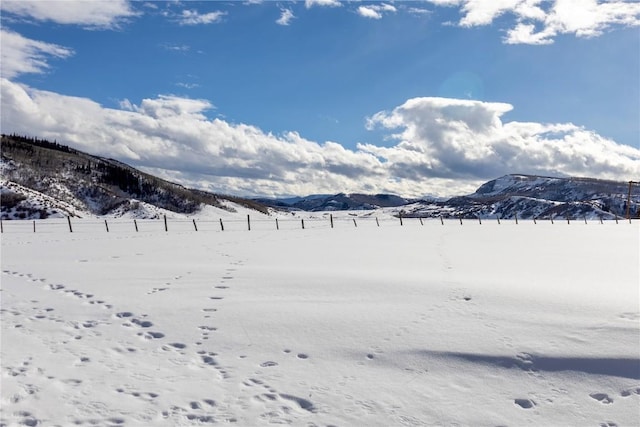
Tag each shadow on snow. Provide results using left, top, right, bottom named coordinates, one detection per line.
left=413, top=350, right=640, bottom=380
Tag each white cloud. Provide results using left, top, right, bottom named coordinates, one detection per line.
left=426, top=0, right=640, bottom=44
left=160, top=43, right=191, bottom=52
left=177, top=9, right=226, bottom=25
left=407, top=7, right=432, bottom=16
left=364, top=97, right=640, bottom=181
left=0, top=0, right=137, bottom=28
left=2, top=79, right=638, bottom=197
left=505, top=23, right=554, bottom=45
left=357, top=6, right=383, bottom=19
left=305, top=0, right=342, bottom=8
left=0, top=29, right=74, bottom=79
left=357, top=3, right=397, bottom=19
left=176, top=82, right=200, bottom=90
left=276, top=8, right=295, bottom=25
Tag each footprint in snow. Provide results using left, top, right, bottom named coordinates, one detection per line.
left=621, top=387, right=640, bottom=397
left=590, top=393, right=614, bottom=404
left=138, top=331, right=165, bottom=340
left=514, top=398, right=536, bottom=409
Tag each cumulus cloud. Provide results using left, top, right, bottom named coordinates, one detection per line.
left=305, top=0, right=342, bottom=8
left=276, top=8, right=295, bottom=25
left=2, top=79, right=638, bottom=197
left=0, top=29, right=74, bottom=79
left=426, top=0, right=640, bottom=44
left=0, top=0, right=137, bottom=28
left=364, top=97, right=640, bottom=181
left=177, top=9, right=227, bottom=25
left=357, top=3, right=397, bottom=19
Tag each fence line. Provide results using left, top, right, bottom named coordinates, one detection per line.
left=0, top=214, right=636, bottom=234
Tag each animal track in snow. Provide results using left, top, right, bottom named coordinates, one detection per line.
left=514, top=398, right=536, bottom=409
left=254, top=393, right=317, bottom=413
left=260, top=361, right=279, bottom=368
left=115, top=386, right=159, bottom=401
left=138, top=331, right=165, bottom=340
left=115, top=312, right=134, bottom=319
left=590, top=393, right=614, bottom=404
left=620, top=387, right=640, bottom=397
left=131, top=318, right=154, bottom=328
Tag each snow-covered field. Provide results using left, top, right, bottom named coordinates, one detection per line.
left=1, top=217, right=639, bottom=426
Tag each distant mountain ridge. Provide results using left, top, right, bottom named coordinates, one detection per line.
left=1, top=134, right=637, bottom=220
left=254, top=193, right=413, bottom=211
left=403, top=174, right=638, bottom=220
left=258, top=174, right=638, bottom=220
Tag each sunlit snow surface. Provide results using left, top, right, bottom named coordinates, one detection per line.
left=1, top=216, right=639, bottom=426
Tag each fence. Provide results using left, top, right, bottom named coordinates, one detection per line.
left=0, top=213, right=636, bottom=234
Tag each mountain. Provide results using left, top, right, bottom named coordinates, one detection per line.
left=256, top=174, right=638, bottom=220
left=254, top=193, right=413, bottom=211
left=399, top=174, right=638, bottom=220
left=2, top=134, right=637, bottom=221
left=1, top=134, right=269, bottom=220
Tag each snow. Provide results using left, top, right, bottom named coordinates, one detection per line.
left=1, top=218, right=639, bottom=426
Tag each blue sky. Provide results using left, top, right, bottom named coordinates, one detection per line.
left=1, top=1, right=639, bottom=197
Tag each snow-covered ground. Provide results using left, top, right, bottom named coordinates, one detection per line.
left=1, top=218, right=639, bottom=426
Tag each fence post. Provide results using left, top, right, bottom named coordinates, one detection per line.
left=376, top=217, right=380, bottom=227
left=164, top=215, right=168, bottom=232
left=247, top=215, right=251, bottom=231
left=353, top=218, right=357, bottom=228
left=550, top=215, right=554, bottom=224
left=399, top=212, right=403, bottom=226
left=193, top=219, right=198, bottom=231
left=134, top=219, right=138, bottom=232
left=220, top=218, right=225, bottom=231
left=275, top=218, right=279, bottom=230
left=514, top=214, right=518, bottom=225
left=0, top=220, right=3, bottom=233
left=440, top=216, right=444, bottom=225
left=599, top=216, right=603, bottom=224
left=478, top=216, right=482, bottom=225
left=459, top=216, right=463, bottom=225
left=419, top=217, right=424, bottom=226
left=301, top=219, right=305, bottom=229
left=33, top=221, right=36, bottom=233
left=566, top=215, right=570, bottom=225
left=615, top=214, right=618, bottom=224
left=105, top=219, right=109, bottom=232
left=583, top=215, right=587, bottom=225
left=496, top=215, right=500, bottom=224
left=533, top=216, right=537, bottom=224
left=67, top=216, right=73, bottom=233
left=330, top=214, right=334, bottom=229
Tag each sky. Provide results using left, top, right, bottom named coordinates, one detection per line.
left=1, top=0, right=639, bottom=198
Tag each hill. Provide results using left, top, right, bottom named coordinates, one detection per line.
left=0, top=134, right=268, bottom=219
left=2, top=134, right=637, bottom=221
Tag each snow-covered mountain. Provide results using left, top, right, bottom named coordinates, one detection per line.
left=1, top=135, right=269, bottom=220
left=254, top=193, right=413, bottom=212
left=257, top=174, right=638, bottom=220
left=2, top=135, right=637, bottom=221
left=398, top=174, right=638, bottom=220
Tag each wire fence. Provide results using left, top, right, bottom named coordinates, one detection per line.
left=0, top=213, right=636, bottom=234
